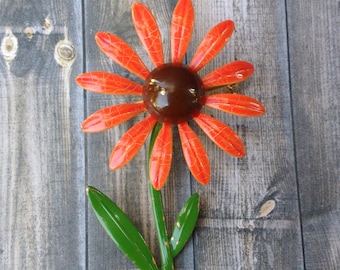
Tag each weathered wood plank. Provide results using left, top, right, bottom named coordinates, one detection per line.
left=83, top=0, right=193, bottom=269
left=186, top=0, right=304, bottom=269
left=2, top=0, right=338, bottom=269
left=0, top=0, right=85, bottom=269
left=287, top=1, right=340, bottom=269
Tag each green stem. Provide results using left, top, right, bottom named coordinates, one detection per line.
left=148, top=123, right=174, bottom=270
left=149, top=183, right=173, bottom=270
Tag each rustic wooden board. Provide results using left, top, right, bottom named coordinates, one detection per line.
left=188, top=0, right=304, bottom=269
left=287, top=0, right=340, bottom=269
left=1, top=0, right=339, bottom=269
left=0, top=0, right=85, bottom=269
left=83, top=0, right=193, bottom=269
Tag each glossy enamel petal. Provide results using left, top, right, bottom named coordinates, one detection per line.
left=149, top=123, right=173, bottom=190
left=189, top=20, right=234, bottom=72
left=95, top=32, right=149, bottom=80
left=76, top=72, right=143, bottom=95
left=193, top=113, right=245, bottom=157
left=132, top=2, right=164, bottom=67
left=178, top=122, right=210, bottom=185
left=110, top=115, right=157, bottom=170
left=82, top=102, right=146, bottom=133
left=205, top=94, right=265, bottom=116
left=171, top=0, right=194, bottom=63
left=202, top=61, right=254, bottom=89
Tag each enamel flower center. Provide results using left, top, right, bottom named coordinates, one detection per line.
left=142, top=64, right=205, bottom=124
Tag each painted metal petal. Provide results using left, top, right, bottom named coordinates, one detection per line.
left=202, top=61, right=254, bottom=89
left=95, top=32, right=149, bottom=80
left=178, top=122, right=210, bottom=185
left=132, top=2, right=164, bottom=67
left=149, top=123, right=173, bottom=190
left=205, top=93, right=265, bottom=116
left=82, top=102, right=146, bottom=133
left=171, top=0, right=194, bottom=63
left=189, top=20, right=234, bottom=72
left=76, top=71, right=142, bottom=95
left=110, top=115, right=157, bottom=170
left=193, top=113, right=245, bottom=157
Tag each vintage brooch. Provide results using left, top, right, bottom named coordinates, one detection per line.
left=78, top=0, right=265, bottom=268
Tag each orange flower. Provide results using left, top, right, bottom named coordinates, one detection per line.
left=76, top=0, right=265, bottom=190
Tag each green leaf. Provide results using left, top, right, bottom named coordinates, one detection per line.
left=170, top=193, right=200, bottom=257
left=86, top=186, right=158, bottom=270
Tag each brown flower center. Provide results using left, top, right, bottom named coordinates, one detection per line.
left=142, top=64, right=204, bottom=124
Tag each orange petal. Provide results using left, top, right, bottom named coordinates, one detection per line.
left=82, top=102, right=146, bottom=133
left=205, top=94, right=265, bottom=117
left=149, top=123, right=173, bottom=190
left=132, top=2, right=164, bottom=67
left=178, top=122, right=210, bottom=185
left=110, top=115, right=157, bottom=170
left=202, top=61, right=254, bottom=89
left=95, top=32, right=149, bottom=80
left=193, top=113, right=245, bottom=157
left=189, top=20, right=234, bottom=72
left=171, top=0, right=194, bottom=63
left=76, top=72, right=142, bottom=95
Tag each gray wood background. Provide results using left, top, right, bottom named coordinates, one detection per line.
left=0, top=0, right=339, bottom=269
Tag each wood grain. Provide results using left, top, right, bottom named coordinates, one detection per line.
left=187, top=0, right=304, bottom=269
left=287, top=0, right=340, bottom=269
left=0, top=0, right=85, bottom=269
left=0, top=0, right=339, bottom=269
left=83, top=0, right=193, bottom=269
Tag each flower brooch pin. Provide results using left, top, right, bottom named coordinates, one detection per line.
left=77, top=0, right=264, bottom=190
left=79, top=1, right=265, bottom=267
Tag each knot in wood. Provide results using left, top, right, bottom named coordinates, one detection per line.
left=54, top=39, right=76, bottom=67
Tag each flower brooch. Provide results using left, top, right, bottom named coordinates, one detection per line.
left=76, top=0, right=265, bottom=190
